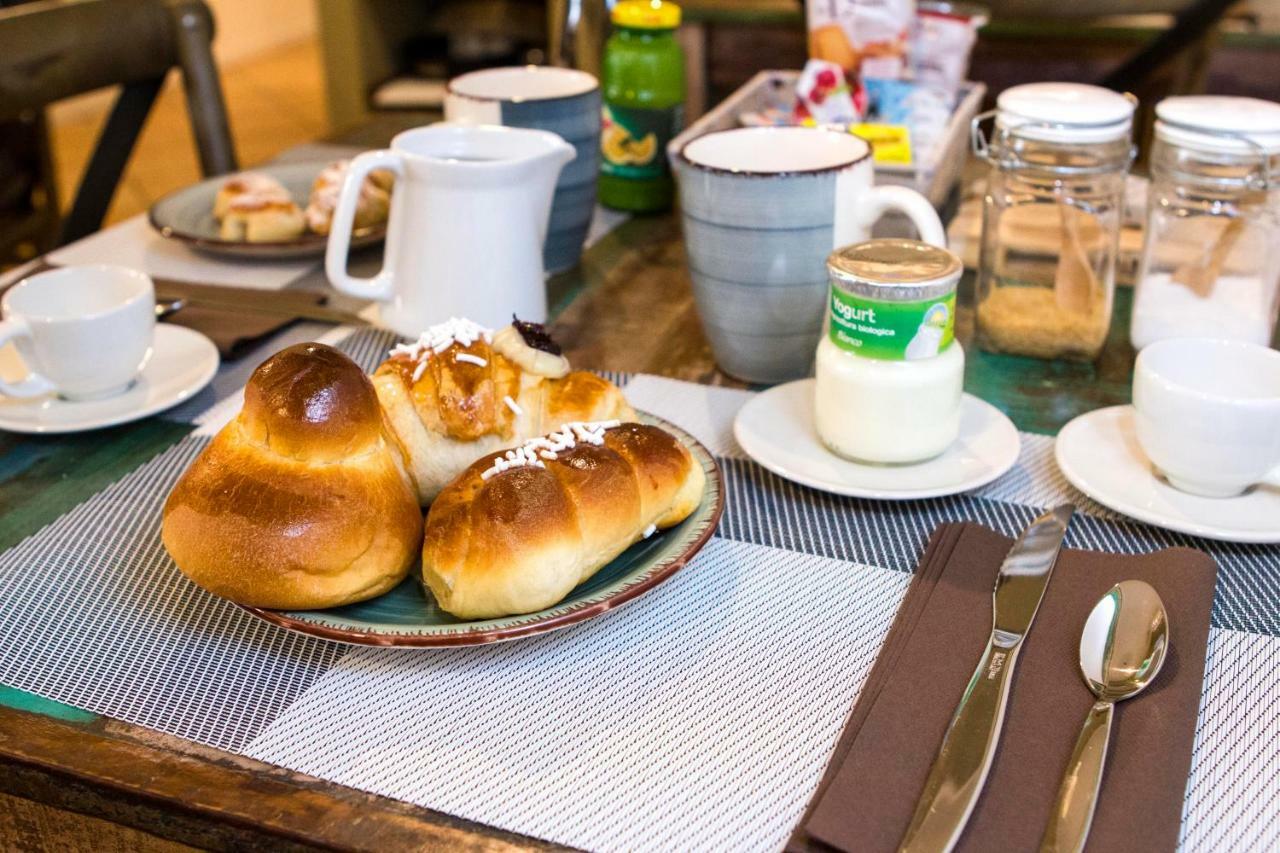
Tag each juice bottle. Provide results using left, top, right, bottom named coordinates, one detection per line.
left=599, top=0, right=685, bottom=212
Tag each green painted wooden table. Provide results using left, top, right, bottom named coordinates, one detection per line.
left=0, top=206, right=1136, bottom=849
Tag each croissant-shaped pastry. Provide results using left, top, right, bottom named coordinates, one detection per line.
left=161, top=343, right=423, bottom=610
left=372, top=318, right=635, bottom=504
left=423, top=421, right=706, bottom=619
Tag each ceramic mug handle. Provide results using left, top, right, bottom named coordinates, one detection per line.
left=835, top=183, right=947, bottom=249
left=325, top=149, right=404, bottom=302
left=0, top=317, right=55, bottom=398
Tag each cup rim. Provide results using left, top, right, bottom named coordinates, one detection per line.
left=1136, top=337, right=1280, bottom=407
left=2, top=264, right=154, bottom=324
left=446, top=65, right=599, bottom=104
left=391, top=123, right=574, bottom=169
left=677, top=126, right=872, bottom=177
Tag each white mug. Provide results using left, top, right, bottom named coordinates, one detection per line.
left=1133, top=338, right=1280, bottom=498
left=0, top=265, right=155, bottom=400
left=325, top=123, right=575, bottom=335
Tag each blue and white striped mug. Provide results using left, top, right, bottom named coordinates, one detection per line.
left=446, top=66, right=600, bottom=274
left=674, top=126, right=946, bottom=383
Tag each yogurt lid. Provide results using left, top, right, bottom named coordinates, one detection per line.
left=827, top=239, right=962, bottom=301
left=995, top=82, right=1135, bottom=145
left=1155, top=96, right=1280, bottom=155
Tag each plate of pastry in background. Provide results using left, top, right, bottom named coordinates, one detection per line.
left=161, top=318, right=723, bottom=646
left=147, top=160, right=391, bottom=259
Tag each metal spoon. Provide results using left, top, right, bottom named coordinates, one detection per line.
left=1039, top=580, right=1169, bottom=853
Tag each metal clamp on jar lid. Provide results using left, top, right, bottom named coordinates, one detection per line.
left=1154, top=95, right=1280, bottom=188
left=826, top=239, right=963, bottom=363
left=972, top=82, right=1137, bottom=169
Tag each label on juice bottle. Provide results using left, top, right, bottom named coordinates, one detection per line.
left=828, top=287, right=956, bottom=361
left=601, top=103, right=681, bottom=179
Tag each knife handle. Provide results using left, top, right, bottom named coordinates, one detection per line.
left=900, top=638, right=1022, bottom=853
left=1039, top=700, right=1114, bottom=853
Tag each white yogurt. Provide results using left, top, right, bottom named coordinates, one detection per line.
left=814, top=239, right=966, bottom=464
left=815, top=337, right=964, bottom=462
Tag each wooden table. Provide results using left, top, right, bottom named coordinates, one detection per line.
left=0, top=183, right=1138, bottom=851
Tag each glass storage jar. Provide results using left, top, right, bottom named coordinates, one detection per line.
left=1130, top=96, right=1280, bottom=351
left=972, top=83, right=1137, bottom=360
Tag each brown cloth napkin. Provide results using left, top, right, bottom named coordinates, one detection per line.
left=155, top=282, right=328, bottom=359
left=162, top=305, right=310, bottom=360
left=791, top=522, right=1217, bottom=853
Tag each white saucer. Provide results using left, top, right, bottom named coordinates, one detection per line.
left=0, top=325, right=219, bottom=435
left=732, top=379, right=1021, bottom=500
left=1056, top=405, right=1280, bottom=544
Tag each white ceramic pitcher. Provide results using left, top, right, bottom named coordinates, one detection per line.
left=325, top=123, right=575, bottom=334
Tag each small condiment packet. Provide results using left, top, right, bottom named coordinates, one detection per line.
left=795, top=59, right=864, bottom=126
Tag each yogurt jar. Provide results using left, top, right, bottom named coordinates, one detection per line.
left=814, top=239, right=965, bottom=463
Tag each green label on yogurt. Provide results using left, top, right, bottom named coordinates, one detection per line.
left=828, top=287, right=956, bottom=361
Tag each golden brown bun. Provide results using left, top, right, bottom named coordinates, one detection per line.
left=423, top=423, right=705, bottom=619
left=373, top=327, right=634, bottom=503
left=304, top=160, right=393, bottom=236
left=219, top=197, right=306, bottom=242
left=162, top=344, right=423, bottom=610
left=213, top=172, right=290, bottom=220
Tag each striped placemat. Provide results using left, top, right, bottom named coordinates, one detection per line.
left=0, top=325, right=1275, bottom=851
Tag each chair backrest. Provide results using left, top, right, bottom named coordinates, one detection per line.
left=0, top=0, right=237, bottom=245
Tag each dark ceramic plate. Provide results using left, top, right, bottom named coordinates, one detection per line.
left=240, top=415, right=723, bottom=646
left=147, top=162, right=385, bottom=260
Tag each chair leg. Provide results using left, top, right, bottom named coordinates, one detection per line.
left=58, top=77, right=162, bottom=246
left=168, top=0, right=237, bottom=177
left=1100, top=0, right=1235, bottom=92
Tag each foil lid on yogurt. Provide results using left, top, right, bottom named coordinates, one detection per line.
left=827, top=238, right=962, bottom=301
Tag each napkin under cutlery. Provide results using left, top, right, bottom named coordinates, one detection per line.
left=790, top=522, right=1217, bottom=853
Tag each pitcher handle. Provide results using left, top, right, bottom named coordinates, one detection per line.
left=0, top=317, right=56, bottom=399
left=835, top=184, right=947, bottom=249
left=325, top=149, right=404, bottom=302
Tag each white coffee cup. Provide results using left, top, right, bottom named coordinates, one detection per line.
left=1133, top=337, right=1280, bottom=498
left=0, top=265, right=155, bottom=400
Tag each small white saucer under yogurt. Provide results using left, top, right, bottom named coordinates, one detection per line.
left=734, top=238, right=1020, bottom=500
left=734, top=379, right=1020, bottom=499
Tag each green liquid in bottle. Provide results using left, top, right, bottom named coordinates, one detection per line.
left=599, top=2, right=685, bottom=213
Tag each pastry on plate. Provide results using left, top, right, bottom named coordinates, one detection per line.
left=218, top=194, right=307, bottom=243
left=213, top=171, right=291, bottom=221
left=423, top=420, right=706, bottom=619
left=373, top=317, right=635, bottom=504
left=304, top=159, right=393, bottom=236
left=162, top=343, right=422, bottom=610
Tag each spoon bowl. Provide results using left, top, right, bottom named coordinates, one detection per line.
left=1040, top=580, right=1170, bottom=853
left=1079, top=580, right=1169, bottom=701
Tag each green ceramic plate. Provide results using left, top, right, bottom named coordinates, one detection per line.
left=240, top=416, right=723, bottom=647
left=147, top=162, right=385, bottom=260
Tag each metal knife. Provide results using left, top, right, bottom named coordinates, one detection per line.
left=899, top=504, right=1075, bottom=853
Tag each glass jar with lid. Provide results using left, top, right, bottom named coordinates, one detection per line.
left=814, top=239, right=965, bottom=464
left=1130, top=96, right=1280, bottom=350
left=972, top=83, right=1137, bottom=360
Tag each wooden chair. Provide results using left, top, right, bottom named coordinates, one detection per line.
left=0, top=0, right=237, bottom=252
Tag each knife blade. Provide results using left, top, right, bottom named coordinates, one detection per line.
left=899, top=504, right=1075, bottom=853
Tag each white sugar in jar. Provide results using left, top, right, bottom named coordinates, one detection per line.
left=815, top=239, right=965, bottom=464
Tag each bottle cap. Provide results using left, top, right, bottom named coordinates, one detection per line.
left=612, top=0, right=681, bottom=29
